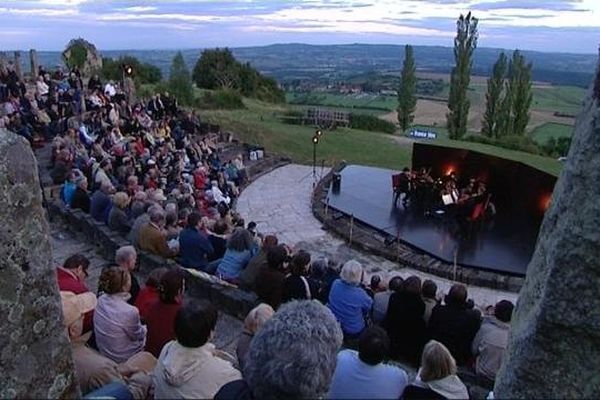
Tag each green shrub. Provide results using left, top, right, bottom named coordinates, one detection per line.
left=101, top=56, right=162, bottom=85
left=349, top=113, right=397, bottom=134
left=195, top=89, right=245, bottom=110
left=464, top=134, right=543, bottom=155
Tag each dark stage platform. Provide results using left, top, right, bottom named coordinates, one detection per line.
left=327, top=165, right=541, bottom=276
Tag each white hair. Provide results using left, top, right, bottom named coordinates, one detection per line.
left=115, top=245, right=136, bottom=265
left=340, top=260, right=364, bottom=285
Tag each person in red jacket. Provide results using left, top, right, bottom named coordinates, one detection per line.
left=135, top=267, right=168, bottom=322
left=56, top=254, right=94, bottom=332
left=144, top=269, right=185, bottom=357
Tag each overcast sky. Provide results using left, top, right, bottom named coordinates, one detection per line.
left=0, top=0, right=598, bottom=53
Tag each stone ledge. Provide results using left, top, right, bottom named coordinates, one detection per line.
left=312, top=168, right=524, bottom=293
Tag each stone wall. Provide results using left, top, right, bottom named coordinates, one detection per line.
left=0, top=129, right=79, bottom=398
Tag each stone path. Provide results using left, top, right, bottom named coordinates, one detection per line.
left=237, top=164, right=518, bottom=308
left=49, top=219, right=243, bottom=357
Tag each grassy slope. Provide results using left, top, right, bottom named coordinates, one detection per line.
left=199, top=98, right=561, bottom=176
left=531, top=122, right=574, bottom=143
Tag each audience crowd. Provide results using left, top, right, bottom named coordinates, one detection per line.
left=3, top=63, right=517, bottom=399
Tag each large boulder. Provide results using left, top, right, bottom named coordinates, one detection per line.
left=62, top=38, right=102, bottom=77
left=494, top=53, right=600, bottom=397
left=0, top=129, right=79, bottom=398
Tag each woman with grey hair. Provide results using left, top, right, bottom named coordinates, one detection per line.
left=327, top=260, right=373, bottom=345
left=215, top=300, right=343, bottom=399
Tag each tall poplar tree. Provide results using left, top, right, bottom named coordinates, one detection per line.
left=397, top=45, right=417, bottom=132
left=508, top=50, right=533, bottom=136
left=447, top=12, right=478, bottom=140
left=482, top=52, right=507, bottom=138
left=169, top=51, right=193, bottom=105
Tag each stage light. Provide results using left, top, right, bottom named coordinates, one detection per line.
left=316, top=129, right=323, bottom=137
left=445, top=166, right=455, bottom=176
left=312, top=135, right=319, bottom=144
left=540, top=193, right=552, bottom=212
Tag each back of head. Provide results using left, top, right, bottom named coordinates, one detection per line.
left=227, top=228, right=254, bottom=252
left=422, top=279, right=438, bottom=299
left=212, top=219, right=229, bottom=235
left=186, top=212, right=202, bottom=229
left=403, top=275, right=422, bottom=295
left=289, top=250, right=311, bottom=276
left=310, top=256, right=329, bottom=280
left=420, top=340, right=457, bottom=382
left=63, top=253, right=90, bottom=271
left=174, top=299, right=217, bottom=348
left=370, top=275, right=381, bottom=290
left=340, top=260, right=363, bottom=285
left=358, top=326, right=390, bottom=366
left=244, top=300, right=343, bottom=400
left=262, top=234, right=278, bottom=250
left=446, top=284, right=467, bottom=307
left=158, top=269, right=184, bottom=304
left=145, top=267, right=168, bottom=288
left=267, top=244, right=288, bottom=270
left=148, top=206, right=166, bottom=224
left=98, top=266, right=130, bottom=295
left=494, top=300, right=515, bottom=323
left=388, top=276, right=404, bottom=292
left=243, top=303, right=275, bottom=335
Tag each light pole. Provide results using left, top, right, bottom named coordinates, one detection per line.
left=311, top=129, right=323, bottom=188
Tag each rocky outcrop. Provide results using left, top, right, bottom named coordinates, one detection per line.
left=494, top=52, right=600, bottom=398
left=62, top=38, right=102, bottom=77
left=0, top=129, right=79, bottom=398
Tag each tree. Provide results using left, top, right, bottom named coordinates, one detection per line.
left=482, top=52, right=507, bottom=138
left=447, top=12, right=478, bottom=140
left=397, top=45, right=417, bottom=132
left=101, top=56, right=162, bottom=85
left=169, top=51, right=193, bottom=106
left=192, top=48, right=240, bottom=90
left=507, top=50, right=533, bottom=136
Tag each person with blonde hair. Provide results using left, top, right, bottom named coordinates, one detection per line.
left=236, top=303, right=274, bottom=369
left=108, top=191, right=131, bottom=234
left=402, top=340, right=468, bottom=399
left=94, top=266, right=147, bottom=363
left=327, top=260, right=373, bottom=344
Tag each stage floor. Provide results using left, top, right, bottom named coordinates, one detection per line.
left=327, top=165, right=536, bottom=276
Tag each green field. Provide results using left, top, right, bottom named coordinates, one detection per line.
left=198, top=98, right=561, bottom=176
left=286, top=92, right=397, bottom=112
left=531, top=122, right=574, bottom=144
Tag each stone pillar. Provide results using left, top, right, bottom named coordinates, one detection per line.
left=494, top=51, right=600, bottom=398
left=13, top=51, right=22, bottom=80
left=30, top=49, right=39, bottom=80
left=0, top=129, right=79, bottom=398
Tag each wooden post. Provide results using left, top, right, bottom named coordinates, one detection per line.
left=349, top=214, right=354, bottom=245
left=14, top=51, right=22, bottom=80
left=29, top=49, right=39, bottom=82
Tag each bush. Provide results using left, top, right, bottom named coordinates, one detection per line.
left=101, top=56, right=162, bottom=85
left=195, top=89, right=245, bottom=110
left=464, top=134, right=543, bottom=155
left=349, top=113, right=397, bottom=134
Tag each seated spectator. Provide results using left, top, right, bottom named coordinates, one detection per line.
left=138, top=207, right=177, bottom=258
left=128, top=203, right=154, bottom=248
left=71, top=176, right=91, bottom=213
left=61, top=169, right=83, bottom=208
left=471, top=300, right=514, bottom=385
left=422, top=279, right=439, bottom=325
left=282, top=250, right=317, bottom=302
left=366, top=274, right=384, bottom=297
left=145, top=269, right=184, bottom=357
left=207, top=220, right=229, bottom=262
left=215, top=300, right=343, bottom=400
left=94, top=266, right=147, bottom=363
left=427, top=284, right=482, bottom=366
left=328, top=260, right=373, bottom=344
left=135, top=267, right=168, bottom=321
left=60, top=291, right=156, bottom=398
left=115, top=246, right=140, bottom=305
left=216, top=228, right=256, bottom=282
left=402, top=340, right=468, bottom=400
left=328, top=326, right=409, bottom=399
left=254, top=244, right=289, bottom=309
left=178, top=212, right=214, bottom=272
left=90, top=181, right=114, bottom=222
left=384, top=276, right=427, bottom=364
left=56, top=254, right=93, bottom=333
left=239, top=234, right=278, bottom=291
left=108, top=192, right=131, bottom=235
left=310, top=256, right=340, bottom=303
left=372, top=275, right=403, bottom=324
left=236, top=303, right=274, bottom=370
left=153, top=299, right=241, bottom=398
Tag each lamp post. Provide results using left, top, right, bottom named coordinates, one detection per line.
left=311, top=129, right=322, bottom=188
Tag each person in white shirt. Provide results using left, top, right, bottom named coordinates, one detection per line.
left=104, top=81, right=116, bottom=98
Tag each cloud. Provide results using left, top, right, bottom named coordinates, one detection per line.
left=115, top=6, right=158, bottom=13
left=472, top=0, right=587, bottom=12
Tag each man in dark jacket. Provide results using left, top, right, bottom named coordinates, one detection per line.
left=89, top=181, right=114, bottom=222
left=178, top=212, right=214, bottom=272
left=427, top=284, right=481, bottom=366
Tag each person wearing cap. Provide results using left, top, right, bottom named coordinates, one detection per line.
left=60, top=291, right=156, bottom=398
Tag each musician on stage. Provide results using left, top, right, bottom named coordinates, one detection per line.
left=393, top=167, right=412, bottom=208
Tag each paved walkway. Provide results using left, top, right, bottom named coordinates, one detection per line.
left=237, top=164, right=518, bottom=308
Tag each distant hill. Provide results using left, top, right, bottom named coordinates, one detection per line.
left=30, top=43, right=597, bottom=88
